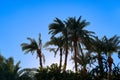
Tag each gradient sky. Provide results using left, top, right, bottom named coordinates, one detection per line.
left=0, top=0, right=120, bottom=69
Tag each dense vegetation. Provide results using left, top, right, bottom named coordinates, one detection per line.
left=0, top=16, right=120, bottom=80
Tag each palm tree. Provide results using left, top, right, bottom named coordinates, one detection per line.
left=91, top=35, right=120, bottom=79
left=49, top=18, right=69, bottom=70
left=65, top=16, right=94, bottom=72
left=90, top=36, right=106, bottom=78
left=0, top=54, right=34, bottom=80
left=21, top=34, right=45, bottom=68
left=44, top=36, right=64, bottom=69
left=102, top=35, right=120, bottom=80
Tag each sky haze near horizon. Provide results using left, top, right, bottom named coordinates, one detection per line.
left=0, top=0, right=120, bottom=69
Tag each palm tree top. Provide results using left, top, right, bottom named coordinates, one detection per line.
left=103, top=35, right=120, bottom=54
left=21, top=33, right=42, bottom=54
left=49, top=18, right=65, bottom=37
left=65, top=16, right=90, bottom=30
left=21, top=37, right=38, bottom=54
left=91, top=35, right=120, bottom=55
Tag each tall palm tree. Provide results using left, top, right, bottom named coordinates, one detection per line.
left=89, top=36, right=106, bottom=78
left=44, top=36, right=64, bottom=69
left=49, top=18, right=69, bottom=70
left=65, top=16, right=94, bottom=72
left=102, top=35, right=120, bottom=80
left=21, top=34, right=45, bottom=68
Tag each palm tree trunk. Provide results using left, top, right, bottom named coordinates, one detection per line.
left=98, top=52, right=103, bottom=78
left=37, top=49, right=43, bottom=68
left=63, top=32, right=68, bottom=70
left=79, top=44, right=87, bottom=74
left=107, top=56, right=113, bottom=80
left=63, top=46, right=68, bottom=70
left=74, top=41, right=78, bottom=72
left=59, top=48, right=62, bottom=70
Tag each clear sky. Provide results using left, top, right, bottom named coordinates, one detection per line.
left=0, top=0, right=120, bottom=69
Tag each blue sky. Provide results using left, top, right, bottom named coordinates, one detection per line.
left=0, top=0, right=120, bottom=69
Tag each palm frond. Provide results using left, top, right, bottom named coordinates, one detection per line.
left=44, top=40, right=54, bottom=47
left=49, top=18, right=65, bottom=37
left=14, top=61, right=21, bottom=73
left=21, top=37, right=38, bottom=54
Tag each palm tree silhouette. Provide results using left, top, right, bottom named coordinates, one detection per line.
left=21, top=34, right=45, bottom=68
left=0, top=54, right=36, bottom=80
left=65, top=16, right=94, bottom=72
left=90, top=36, right=106, bottom=79
left=44, top=36, right=64, bottom=70
left=102, top=35, right=120, bottom=80
left=49, top=18, right=69, bottom=70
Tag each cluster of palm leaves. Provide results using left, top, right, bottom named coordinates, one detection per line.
left=0, top=54, right=37, bottom=80
left=20, top=16, right=120, bottom=80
